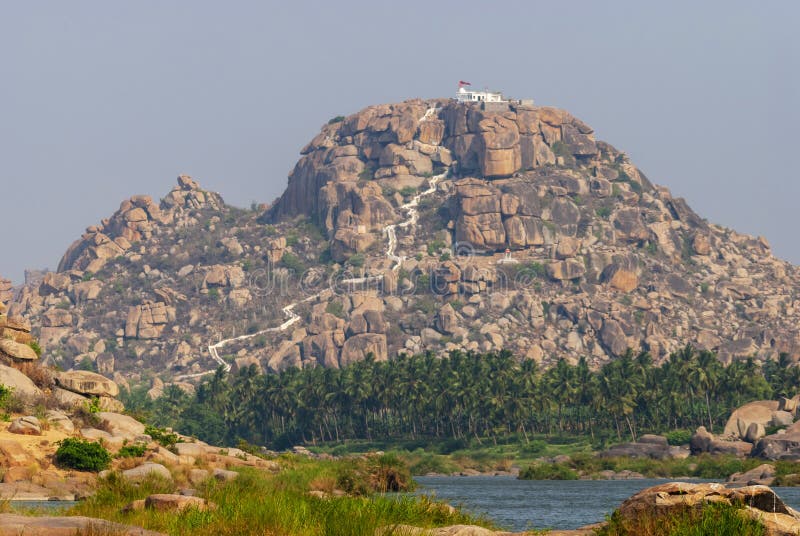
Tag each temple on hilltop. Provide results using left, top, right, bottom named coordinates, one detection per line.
left=454, top=81, right=533, bottom=110
left=456, top=83, right=506, bottom=103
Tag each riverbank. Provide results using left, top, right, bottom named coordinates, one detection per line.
left=53, top=455, right=491, bottom=536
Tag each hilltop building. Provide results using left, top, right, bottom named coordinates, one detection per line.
left=456, top=86, right=506, bottom=104
left=454, top=82, right=533, bottom=111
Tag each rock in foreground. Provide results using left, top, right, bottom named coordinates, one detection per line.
left=0, top=514, right=164, bottom=536
left=614, top=482, right=800, bottom=536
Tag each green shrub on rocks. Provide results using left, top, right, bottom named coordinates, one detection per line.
left=144, top=425, right=180, bottom=448
left=664, top=429, right=693, bottom=446
left=55, top=438, right=111, bottom=472
left=116, top=444, right=147, bottom=458
left=598, top=501, right=765, bottom=536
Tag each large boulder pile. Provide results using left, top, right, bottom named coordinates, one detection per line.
left=58, top=176, right=223, bottom=275
left=7, top=95, right=800, bottom=378
left=691, top=397, right=800, bottom=460
left=0, top=298, right=36, bottom=362
left=723, top=399, right=796, bottom=443
left=600, top=434, right=673, bottom=460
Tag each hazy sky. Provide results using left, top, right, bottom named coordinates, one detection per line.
left=2, top=1, right=798, bottom=283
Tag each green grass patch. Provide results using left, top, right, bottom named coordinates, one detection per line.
left=597, top=501, right=765, bottom=536
left=69, top=458, right=490, bottom=536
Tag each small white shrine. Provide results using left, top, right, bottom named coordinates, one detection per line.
left=456, top=85, right=506, bottom=103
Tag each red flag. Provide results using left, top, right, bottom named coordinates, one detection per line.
left=458, top=80, right=471, bottom=86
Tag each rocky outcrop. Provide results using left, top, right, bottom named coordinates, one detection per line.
left=0, top=514, right=165, bottom=536
left=8, top=416, right=41, bottom=435
left=122, top=462, right=173, bottom=483
left=753, top=420, right=800, bottom=460
left=614, top=482, right=800, bottom=536
left=724, top=400, right=793, bottom=441
left=600, top=434, right=671, bottom=460
left=0, top=364, right=42, bottom=399
left=0, top=339, right=37, bottom=361
left=727, top=463, right=776, bottom=486
left=55, top=370, right=119, bottom=398
left=143, top=493, right=216, bottom=512
left=690, top=426, right=754, bottom=457
left=125, top=301, right=176, bottom=339
left=58, top=176, right=223, bottom=274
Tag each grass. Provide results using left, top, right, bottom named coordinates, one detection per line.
left=67, top=456, right=490, bottom=536
left=597, top=501, right=766, bottom=536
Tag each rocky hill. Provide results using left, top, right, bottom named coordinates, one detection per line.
left=5, top=96, right=800, bottom=388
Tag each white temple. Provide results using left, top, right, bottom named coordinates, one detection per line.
left=455, top=85, right=506, bottom=103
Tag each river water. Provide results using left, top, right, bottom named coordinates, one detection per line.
left=414, top=476, right=800, bottom=532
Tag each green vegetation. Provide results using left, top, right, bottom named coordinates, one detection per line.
left=348, top=253, right=366, bottom=268
left=399, top=186, right=418, bottom=197
left=0, top=383, right=12, bottom=420
left=325, top=300, right=345, bottom=318
left=124, top=345, right=795, bottom=451
left=116, top=443, right=147, bottom=458
left=596, top=206, right=612, bottom=219
left=78, top=356, right=96, bottom=372
left=664, top=429, right=693, bottom=446
left=520, top=453, right=774, bottom=481
left=280, top=252, right=305, bottom=274
left=358, top=167, right=374, bottom=182
left=328, top=115, right=345, bottom=124
left=285, top=232, right=300, bottom=246
left=426, top=239, right=447, bottom=257
left=54, top=438, right=111, bottom=472
left=26, top=339, right=42, bottom=358
left=68, top=457, right=486, bottom=536
left=145, top=425, right=180, bottom=448
left=598, top=501, right=765, bottom=536
left=84, top=396, right=102, bottom=413
left=551, top=141, right=576, bottom=166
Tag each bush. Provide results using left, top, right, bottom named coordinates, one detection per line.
left=596, top=206, right=612, bottom=219
left=55, top=438, right=111, bottom=471
left=519, top=440, right=548, bottom=456
left=665, top=429, right=693, bottom=446
left=348, top=253, right=365, bottom=268
left=519, top=462, right=578, bottom=480
left=325, top=301, right=345, bottom=318
left=145, top=425, right=180, bottom=448
left=116, top=444, right=147, bottom=458
left=368, top=453, right=414, bottom=492
left=280, top=252, right=305, bottom=274
left=0, top=383, right=12, bottom=420
left=328, top=115, right=345, bottom=124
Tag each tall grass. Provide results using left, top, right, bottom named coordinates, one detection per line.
left=597, top=502, right=766, bottom=536
left=69, top=458, right=490, bottom=536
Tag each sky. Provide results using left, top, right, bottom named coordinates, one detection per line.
left=1, top=1, right=798, bottom=284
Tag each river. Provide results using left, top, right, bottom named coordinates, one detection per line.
left=413, top=476, right=800, bottom=532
